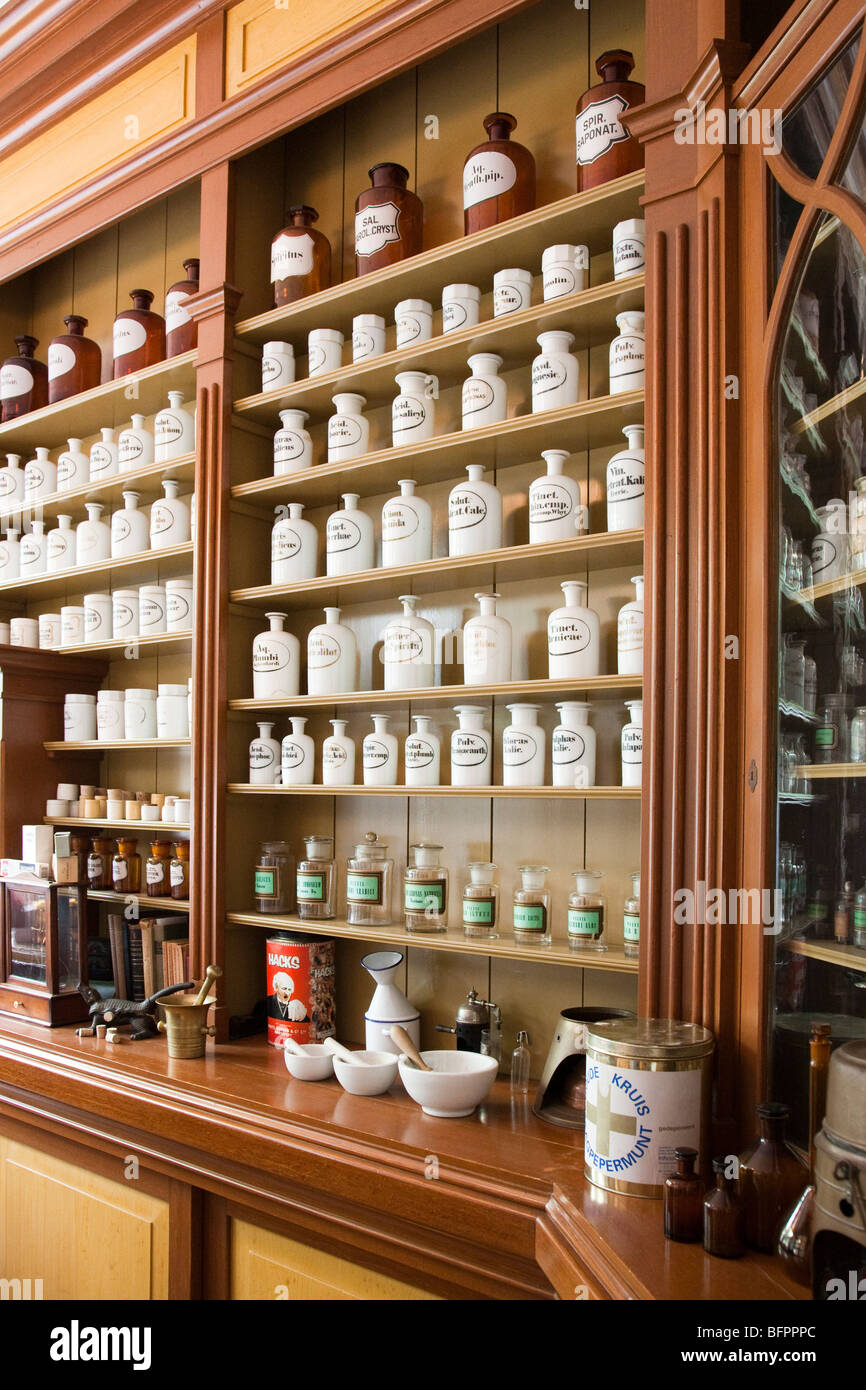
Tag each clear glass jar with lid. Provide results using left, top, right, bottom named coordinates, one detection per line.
left=462, top=862, right=499, bottom=939
left=346, top=831, right=393, bottom=926
left=512, top=865, right=551, bottom=944
left=567, top=869, right=607, bottom=951
left=403, top=843, right=448, bottom=933
left=815, top=693, right=849, bottom=763
left=255, top=840, right=295, bottom=914
left=624, top=870, right=640, bottom=958
left=296, top=834, right=337, bottom=920
left=850, top=705, right=866, bottom=763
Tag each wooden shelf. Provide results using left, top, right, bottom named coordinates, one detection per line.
left=780, top=936, right=866, bottom=973
left=234, top=173, right=645, bottom=345
left=225, top=910, right=640, bottom=972
left=87, top=889, right=190, bottom=911
left=228, top=782, right=639, bottom=799
left=44, top=817, right=191, bottom=831
left=231, top=391, right=644, bottom=507
left=803, top=566, right=866, bottom=602
left=229, top=673, right=642, bottom=712
left=231, top=530, right=644, bottom=609
left=47, top=629, right=193, bottom=658
left=233, top=275, right=645, bottom=419
left=44, top=739, right=191, bottom=752
left=791, top=372, right=866, bottom=438
left=0, top=351, right=197, bottom=452
left=0, top=541, right=194, bottom=601
left=0, top=453, right=196, bottom=526
left=795, top=762, right=866, bottom=779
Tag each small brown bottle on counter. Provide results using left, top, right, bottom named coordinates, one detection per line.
left=354, top=163, right=423, bottom=276
left=703, top=1157, right=745, bottom=1258
left=738, top=1101, right=809, bottom=1253
left=575, top=50, right=645, bottom=192
left=112, top=289, right=166, bottom=379
left=1, top=336, right=48, bottom=422
left=463, top=113, right=536, bottom=235
left=663, top=1146, right=704, bottom=1243
left=271, top=207, right=331, bottom=307
left=48, top=316, right=102, bottom=403
left=165, top=259, right=200, bottom=357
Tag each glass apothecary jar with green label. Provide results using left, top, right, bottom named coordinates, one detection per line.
left=512, top=865, right=551, bottom=945
left=346, top=831, right=394, bottom=926
left=462, top=862, right=499, bottom=939
left=296, top=835, right=337, bottom=920
left=254, top=841, right=295, bottom=915
left=404, top=843, right=448, bottom=933
left=567, top=869, right=607, bottom=952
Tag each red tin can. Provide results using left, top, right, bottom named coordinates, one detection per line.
left=266, top=933, right=335, bottom=1048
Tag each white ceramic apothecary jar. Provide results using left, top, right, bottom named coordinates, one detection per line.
left=404, top=715, right=441, bottom=787
left=157, top=684, right=190, bottom=739
left=0, top=453, right=25, bottom=503
left=139, top=583, right=167, bottom=635
left=252, top=611, right=300, bottom=700
left=307, top=328, right=343, bottom=377
left=448, top=463, right=502, bottom=556
left=395, top=298, right=433, bottom=347
left=273, top=409, right=313, bottom=474
left=46, top=515, right=75, bottom=572
left=60, top=605, right=86, bottom=645
left=150, top=479, right=190, bottom=550
left=96, top=689, right=125, bottom=741
left=281, top=716, right=315, bottom=786
left=154, top=391, right=195, bottom=461
left=112, top=588, right=139, bottom=640
left=612, top=219, right=646, bottom=281
left=542, top=244, right=588, bottom=301
left=64, top=693, right=96, bottom=741
left=547, top=579, right=601, bottom=679
left=461, top=353, right=506, bottom=430
left=382, top=595, right=435, bottom=692
left=0, top=528, right=20, bottom=581
left=609, top=311, right=645, bottom=394
left=56, top=438, right=89, bottom=491
left=24, top=447, right=57, bottom=499
left=271, top=502, right=318, bottom=583
left=606, top=424, right=645, bottom=532
left=325, top=493, right=375, bottom=576
left=322, top=719, right=355, bottom=785
left=307, top=607, right=356, bottom=696
left=617, top=575, right=644, bottom=676
left=380, top=479, right=432, bottom=569
left=76, top=502, right=110, bottom=564
left=19, top=520, right=46, bottom=576
left=363, top=714, right=399, bottom=786
left=124, top=688, right=157, bottom=739
left=88, top=429, right=118, bottom=482
left=84, top=592, right=113, bottom=644
left=352, top=314, right=386, bottom=363
left=532, top=331, right=578, bottom=413
left=118, top=415, right=154, bottom=472
left=503, top=703, right=546, bottom=787
left=450, top=705, right=492, bottom=787
left=392, top=371, right=437, bottom=447
left=165, top=577, right=194, bottom=632
left=442, top=284, right=480, bottom=334
left=463, top=593, right=511, bottom=685
left=493, top=268, right=532, bottom=316
left=621, top=699, right=643, bottom=787
left=327, top=393, right=369, bottom=462
left=552, top=702, right=596, bottom=787
left=529, top=449, right=587, bottom=543
left=261, top=341, right=295, bottom=392
left=111, top=491, right=149, bottom=557
left=249, top=721, right=281, bottom=784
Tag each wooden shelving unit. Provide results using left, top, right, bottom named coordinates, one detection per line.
left=0, top=452, right=195, bottom=526
left=0, top=541, right=194, bottom=601
left=48, top=629, right=193, bottom=659
left=794, top=762, right=866, bottom=779
left=229, top=673, right=642, bottom=713
left=229, top=783, right=639, bottom=799
left=45, top=739, right=191, bottom=752
left=44, top=816, right=191, bottom=831
left=780, top=936, right=866, bottom=973
left=87, top=889, right=190, bottom=912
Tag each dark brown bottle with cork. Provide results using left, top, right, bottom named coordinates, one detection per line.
left=575, top=50, right=645, bottom=192
left=165, top=259, right=200, bottom=357
left=354, top=164, right=423, bottom=276
left=112, top=289, right=166, bottom=379
left=703, top=1157, right=745, bottom=1258
left=1, top=336, right=48, bottom=422
left=663, top=1146, right=704, bottom=1243
left=48, top=316, right=102, bottom=403
left=463, top=113, right=536, bottom=235
left=271, top=207, right=331, bottom=306
left=738, top=1101, right=809, bottom=1253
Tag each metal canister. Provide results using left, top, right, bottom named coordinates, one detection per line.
left=584, top=1018, right=715, bottom=1197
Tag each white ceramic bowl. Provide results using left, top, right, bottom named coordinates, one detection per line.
left=333, top=1050, right=398, bottom=1096
left=283, top=1043, right=334, bottom=1082
left=397, top=1050, right=498, bottom=1117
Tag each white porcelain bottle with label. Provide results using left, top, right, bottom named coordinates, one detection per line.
left=111, top=491, right=149, bottom=557
left=0, top=454, right=25, bottom=503
left=322, top=718, right=356, bottom=785
left=89, top=428, right=118, bottom=482
left=621, top=699, right=643, bottom=787
left=448, top=463, right=502, bottom=556
left=150, top=479, right=190, bottom=550
left=617, top=575, right=644, bottom=675
left=461, top=353, right=507, bottom=430
left=280, top=716, right=315, bottom=785
left=529, top=449, right=587, bottom=543
left=383, top=595, right=435, bottom=691
left=76, top=502, right=110, bottom=564
left=381, top=479, right=432, bottom=568
left=271, top=502, right=318, bottom=583
left=542, top=244, right=588, bottom=300
left=0, top=528, right=21, bottom=581
left=19, top=520, right=47, bottom=576
left=548, top=579, right=601, bottom=678
left=552, top=701, right=596, bottom=787
left=249, top=721, right=281, bottom=785
left=327, top=392, right=369, bottom=462
left=46, top=515, right=75, bottom=572
left=395, top=298, right=433, bottom=348
left=326, top=493, right=375, bottom=576
left=442, top=284, right=480, bottom=334
left=252, top=611, right=300, bottom=699
left=609, top=311, right=645, bottom=394
left=24, top=447, right=56, bottom=500
left=503, top=703, right=546, bottom=787
left=274, top=409, right=313, bottom=474
left=57, top=438, right=89, bottom=492
left=307, top=607, right=356, bottom=695
left=463, top=592, right=511, bottom=685
left=363, top=713, right=398, bottom=786
left=450, top=705, right=492, bottom=786
left=352, top=315, right=386, bottom=363
left=532, top=330, right=578, bottom=413
left=613, top=218, right=646, bottom=280
left=154, top=391, right=195, bottom=461
left=606, top=424, right=645, bottom=532
left=118, top=415, right=154, bottom=471
left=261, top=341, right=294, bottom=391
left=404, top=715, right=441, bottom=787
left=392, top=372, right=437, bottom=447
left=307, top=328, right=343, bottom=377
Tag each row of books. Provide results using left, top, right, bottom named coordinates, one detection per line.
left=106, top=913, right=190, bottom=1000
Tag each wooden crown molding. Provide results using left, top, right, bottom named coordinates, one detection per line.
left=733, top=0, right=841, bottom=108
left=626, top=38, right=752, bottom=143
left=186, top=283, right=244, bottom=324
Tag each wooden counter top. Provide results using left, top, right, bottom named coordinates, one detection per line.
left=0, top=1021, right=808, bottom=1301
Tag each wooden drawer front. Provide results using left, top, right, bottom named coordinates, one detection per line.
left=229, top=1218, right=440, bottom=1301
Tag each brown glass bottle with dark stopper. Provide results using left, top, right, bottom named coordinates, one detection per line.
left=112, top=289, right=166, bottom=379
left=575, top=50, right=645, bottom=192
left=165, top=259, right=200, bottom=357
left=738, top=1101, right=809, bottom=1253
left=271, top=207, right=331, bottom=307
left=354, top=164, right=423, bottom=276
left=48, top=316, right=102, bottom=403
left=463, top=113, right=536, bottom=235
left=1, top=336, right=48, bottom=422
left=663, top=1146, right=703, bottom=1243
left=703, top=1157, right=745, bottom=1258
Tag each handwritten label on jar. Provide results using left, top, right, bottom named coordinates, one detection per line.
left=87, top=855, right=105, bottom=882
left=355, top=202, right=401, bottom=258
left=347, top=871, right=383, bottom=904
left=113, top=318, right=148, bottom=358
left=1, top=364, right=33, bottom=398
left=449, top=488, right=487, bottom=530
left=114, top=861, right=128, bottom=882
left=451, top=733, right=488, bottom=766
left=549, top=617, right=592, bottom=655
left=146, top=862, right=166, bottom=886
left=463, top=151, right=517, bottom=209
left=48, top=343, right=76, bottom=379
left=170, top=863, right=186, bottom=888
left=384, top=626, right=424, bottom=664
left=271, top=232, right=315, bottom=282
left=575, top=93, right=631, bottom=167
left=165, top=290, right=192, bottom=332
left=553, top=729, right=586, bottom=765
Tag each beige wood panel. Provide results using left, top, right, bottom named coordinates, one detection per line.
left=225, top=0, right=403, bottom=99
left=585, top=0, right=646, bottom=84
left=0, top=39, right=196, bottom=234
left=341, top=69, right=418, bottom=279
left=282, top=107, right=348, bottom=293
left=0, top=1137, right=169, bottom=1300
left=234, top=143, right=289, bottom=319
left=164, top=184, right=201, bottom=297
left=229, top=1216, right=439, bottom=1299
left=30, top=252, right=74, bottom=368
left=117, top=205, right=169, bottom=318
left=69, top=227, right=121, bottom=387
left=407, top=942, right=491, bottom=1051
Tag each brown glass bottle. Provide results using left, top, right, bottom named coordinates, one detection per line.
left=112, top=837, right=142, bottom=894
left=663, top=1147, right=704, bottom=1243
left=738, top=1102, right=809, bottom=1253
left=69, top=833, right=92, bottom=884
left=463, top=113, right=536, bottom=236
left=170, top=841, right=190, bottom=900
left=1, top=336, right=48, bottom=422
left=354, top=164, right=423, bottom=276
left=48, top=316, right=102, bottom=403
left=703, top=1157, right=745, bottom=1258
left=112, top=289, right=166, bottom=379
left=165, top=260, right=200, bottom=358
left=271, top=207, right=331, bottom=307
left=145, top=839, right=173, bottom=898
left=575, top=50, right=645, bottom=192
left=87, top=836, right=117, bottom=891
